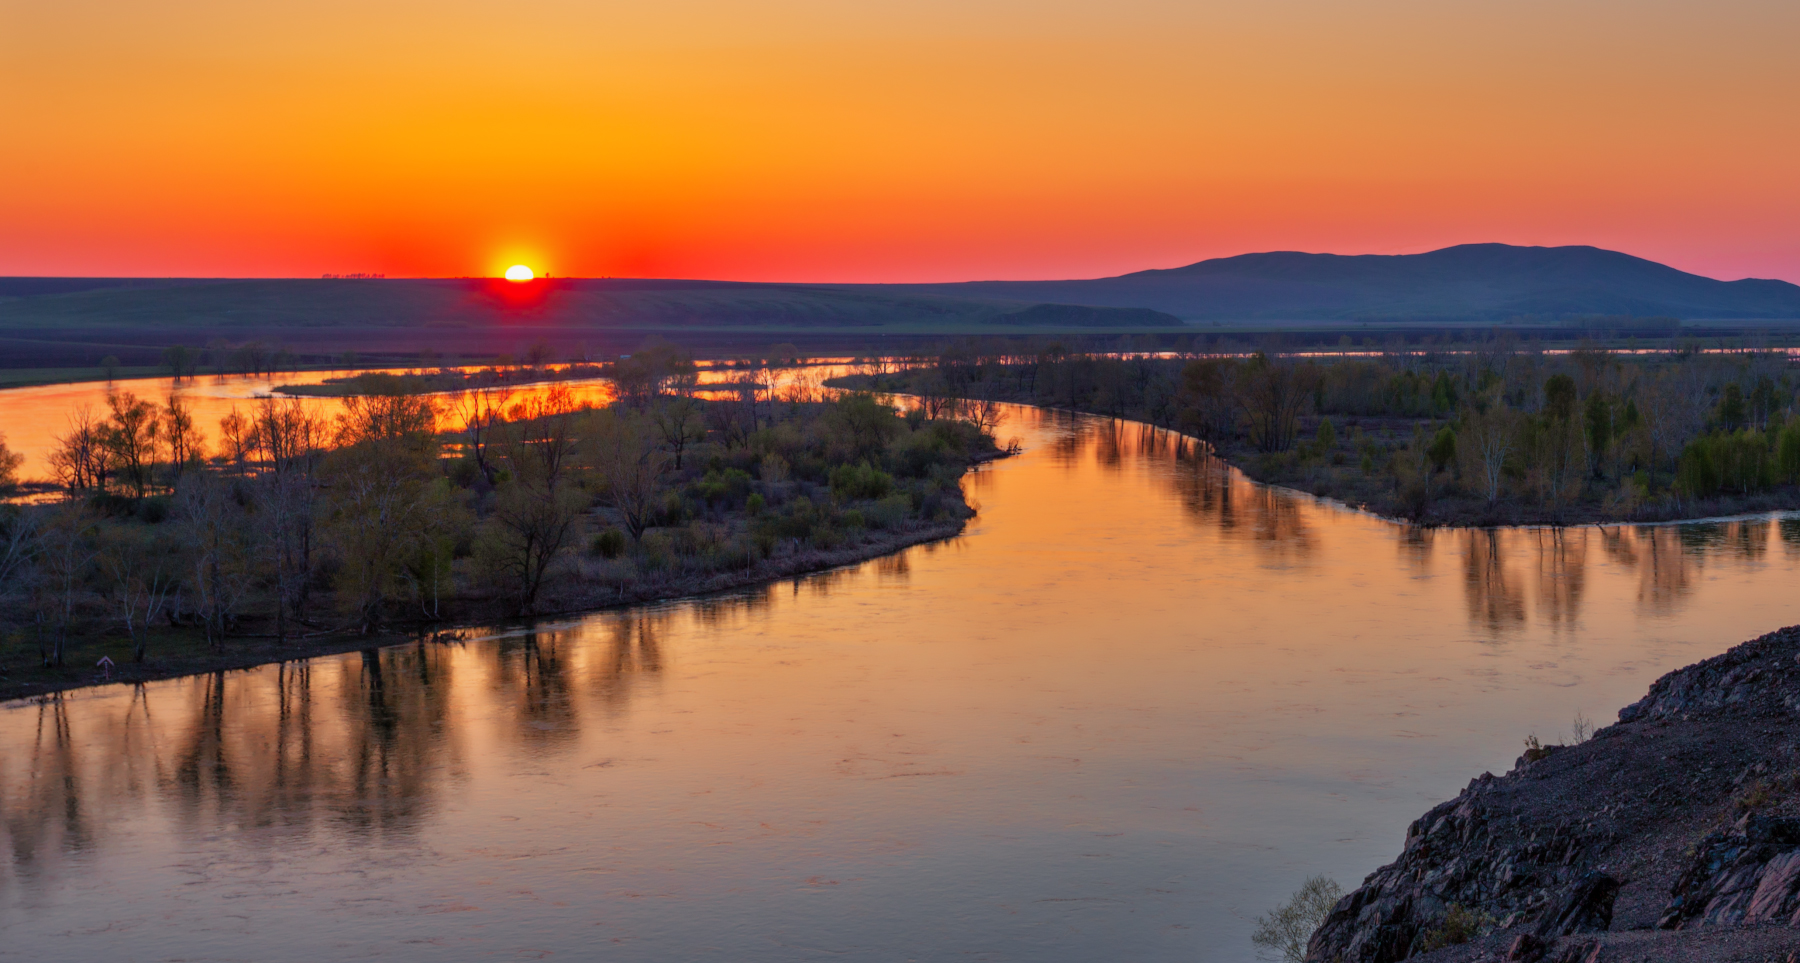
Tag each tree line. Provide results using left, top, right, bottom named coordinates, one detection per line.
left=0, top=350, right=996, bottom=675
left=851, top=338, right=1800, bottom=523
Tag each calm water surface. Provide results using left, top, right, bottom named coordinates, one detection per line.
left=4, top=406, right=1799, bottom=961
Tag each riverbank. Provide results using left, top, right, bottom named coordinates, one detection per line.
left=0, top=512, right=974, bottom=703
left=833, top=370, right=1800, bottom=528
left=1307, top=622, right=1800, bottom=963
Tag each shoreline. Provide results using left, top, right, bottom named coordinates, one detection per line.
left=0, top=515, right=975, bottom=705
left=844, top=377, right=1800, bottom=530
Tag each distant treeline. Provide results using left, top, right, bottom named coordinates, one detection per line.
left=843, top=339, right=1800, bottom=525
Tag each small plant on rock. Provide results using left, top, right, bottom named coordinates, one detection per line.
left=1417, top=903, right=1488, bottom=951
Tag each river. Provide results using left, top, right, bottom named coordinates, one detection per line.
left=3, top=403, right=1798, bottom=960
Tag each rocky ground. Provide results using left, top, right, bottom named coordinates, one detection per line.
left=1307, top=625, right=1800, bottom=963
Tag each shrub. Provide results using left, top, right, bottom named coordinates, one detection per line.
left=829, top=462, right=895, bottom=501
left=1427, top=426, right=1457, bottom=472
left=1417, top=904, right=1486, bottom=952
left=865, top=494, right=913, bottom=529
left=1251, top=876, right=1342, bottom=962
left=746, top=492, right=766, bottom=516
left=590, top=528, right=626, bottom=559
left=1778, top=423, right=1800, bottom=484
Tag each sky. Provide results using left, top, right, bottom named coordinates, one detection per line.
left=2, top=0, right=1797, bottom=283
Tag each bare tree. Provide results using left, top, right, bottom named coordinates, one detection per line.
left=176, top=472, right=258, bottom=651
left=49, top=405, right=108, bottom=492
left=1458, top=404, right=1517, bottom=504
left=101, top=391, right=162, bottom=498
left=451, top=385, right=514, bottom=485
left=34, top=505, right=98, bottom=667
left=99, top=527, right=178, bottom=662
left=163, top=392, right=204, bottom=480
left=589, top=412, right=667, bottom=541
left=651, top=396, right=706, bottom=470
left=1236, top=353, right=1319, bottom=453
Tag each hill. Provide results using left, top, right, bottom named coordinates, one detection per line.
left=899, top=243, right=1800, bottom=321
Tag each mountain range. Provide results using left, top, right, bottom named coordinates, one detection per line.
left=893, top=243, right=1800, bottom=321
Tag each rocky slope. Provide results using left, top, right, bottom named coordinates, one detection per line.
left=1306, top=625, right=1800, bottom=963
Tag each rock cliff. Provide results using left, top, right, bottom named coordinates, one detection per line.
left=1306, top=625, right=1800, bottom=962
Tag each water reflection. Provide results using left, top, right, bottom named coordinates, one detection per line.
left=3, top=404, right=1799, bottom=962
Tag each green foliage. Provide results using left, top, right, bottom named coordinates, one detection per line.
left=1417, top=904, right=1488, bottom=952
left=1779, top=423, right=1800, bottom=484
left=1427, top=426, right=1457, bottom=472
left=745, top=492, right=766, bottom=516
left=829, top=462, right=895, bottom=501
left=1251, top=876, right=1343, bottom=963
left=1678, top=430, right=1774, bottom=497
left=1544, top=374, right=1577, bottom=421
left=1718, top=383, right=1747, bottom=430
left=1315, top=418, right=1336, bottom=450
left=590, top=527, right=627, bottom=559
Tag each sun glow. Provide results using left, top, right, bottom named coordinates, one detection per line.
left=504, top=264, right=535, bottom=281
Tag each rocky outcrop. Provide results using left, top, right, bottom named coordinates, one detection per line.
left=1305, top=625, right=1800, bottom=963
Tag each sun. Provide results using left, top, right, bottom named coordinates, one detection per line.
left=504, top=264, right=535, bottom=282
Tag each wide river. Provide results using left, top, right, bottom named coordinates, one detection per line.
left=3, top=403, right=1799, bottom=961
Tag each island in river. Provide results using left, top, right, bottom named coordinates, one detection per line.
left=0, top=381, right=1000, bottom=702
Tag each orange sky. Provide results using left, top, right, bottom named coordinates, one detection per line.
left=2, top=0, right=1797, bottom=283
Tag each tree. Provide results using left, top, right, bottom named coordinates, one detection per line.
left=49, top=406, right=108, bottom=492
left=99, top=526, right=179, bottom=663
left=651, top=396, right=706, bottom=470
left=34, top=505, right=98, bottom=668
left=254, top=397, right=329, bottom=636
left=479, top=389, right=586, bottom=615
left=101, top=391, right=161, bottom=498
left=216, top=405, right=257, bottom=471
left=1179, top=358, right=1238, bottom=443
left=335, top=391, right=439, bottom=447
left=162, top=344, right=197, bottom=383
left=588, top=411, right=667, bottom=541
left=1236, top=353, right=1319, bottom=453
left=176, top=471, right=258, bottom=650
left=0, top=432, right=22, bottom=493
left=321, top=440, right=463, bottom=633
left=1251, top=876, right=1343, bottom=962
left=835, top=393, right=903, bottom=459
left=451, top=385, right=514, bottom=485
left=1457, top=404, right=1517, bottom=504
left=480, top=480, right=585, bottom=615
left=163, top=393, right=205, bottom=480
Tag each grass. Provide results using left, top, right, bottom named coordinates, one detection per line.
left=0, top=366, right=168, bottom=388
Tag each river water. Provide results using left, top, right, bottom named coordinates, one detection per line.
left=4, top=404, right=1799, bottom=961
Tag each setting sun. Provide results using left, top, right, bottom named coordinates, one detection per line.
left=504, top=264, right=535, bottom=281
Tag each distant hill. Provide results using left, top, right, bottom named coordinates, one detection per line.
left=0, top=277, right=1164, bottom=331
left=3, top=244, right=1796, bottom=367
left=894, top=243, right=1800, bottom=321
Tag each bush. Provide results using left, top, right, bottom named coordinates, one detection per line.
left=746, top=492, right=766, bottom=516
left=1778, top=423, right=1800, bottom=484
left=590, top=528, right=626, bottom=559
left=1251, top=876, right=1342, bottom=962
left=1417, top=904, right=1487, bottom=952
left=829, top=462, right=895, bottom=501
left=865, top=494, right=913, bottom=529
